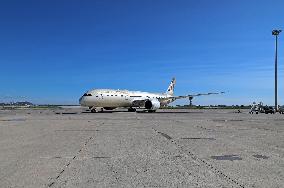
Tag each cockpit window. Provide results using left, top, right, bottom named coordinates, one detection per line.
left=83, top=93, right=92, bottom=96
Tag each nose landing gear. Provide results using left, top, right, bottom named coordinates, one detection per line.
left=90, top=107, right=103, bottom=113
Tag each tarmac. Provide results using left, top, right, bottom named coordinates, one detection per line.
left=0, top=108, right=283, bottom=188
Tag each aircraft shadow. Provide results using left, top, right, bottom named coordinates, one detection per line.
left=81, top=110, right=127, bottom=113
left=137, top=111, right=203, bottom=114
left=81, top=111, right=203, bottom=114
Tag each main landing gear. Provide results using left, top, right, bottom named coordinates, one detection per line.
left=128, top=108, right=136, bottom=112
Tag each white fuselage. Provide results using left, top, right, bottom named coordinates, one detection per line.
left=79, top=89, right=174, bottom=108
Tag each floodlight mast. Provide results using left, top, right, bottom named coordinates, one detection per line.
left=272, top=29, right=281, bottom=112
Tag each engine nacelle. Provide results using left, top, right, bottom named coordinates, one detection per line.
left=145, top=99, right=160, bottom=110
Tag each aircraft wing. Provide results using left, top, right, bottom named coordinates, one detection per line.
left=169, top=92, right=225, bottom=100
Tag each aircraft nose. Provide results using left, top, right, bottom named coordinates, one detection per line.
left=79, top=94, right=94, bottom=106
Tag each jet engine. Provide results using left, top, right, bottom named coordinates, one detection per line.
left=145, top=99, right=160, bottom=110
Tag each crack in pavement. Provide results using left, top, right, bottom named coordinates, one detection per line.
left=47, top=136, right=94, bottom=187
left=152, top=127, right=246, bottom=188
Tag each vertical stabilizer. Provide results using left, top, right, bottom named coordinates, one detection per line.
left=166, top=78, right=176, bottom=96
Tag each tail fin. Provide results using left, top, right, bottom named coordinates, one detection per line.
left=166, top=77, right=176, bottom=96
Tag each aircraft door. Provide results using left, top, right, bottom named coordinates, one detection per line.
left=124, top=94, right=130, bottom=106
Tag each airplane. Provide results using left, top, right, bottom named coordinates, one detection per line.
left=79, top=78, right=223, bottom=113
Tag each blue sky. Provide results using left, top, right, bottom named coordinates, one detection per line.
left=0, top=0, right=284, bottom=105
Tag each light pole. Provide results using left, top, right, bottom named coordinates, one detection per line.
left=272, top=29, right=281, bottom=111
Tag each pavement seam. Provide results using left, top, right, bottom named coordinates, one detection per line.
left=152, top=127, right=246, bottom=188
left=47, top=136, right=94, bottom=187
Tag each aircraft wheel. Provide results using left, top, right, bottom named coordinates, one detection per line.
left=128, top=108, right=136, bottom=112
left=91, top=109, right=96, bottom=113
